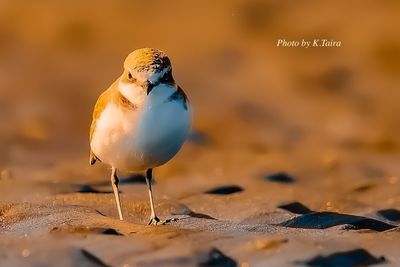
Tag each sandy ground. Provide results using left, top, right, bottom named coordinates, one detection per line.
left=1, top=1, right=400, bottom=266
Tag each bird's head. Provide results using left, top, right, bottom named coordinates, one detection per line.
left=119, top=48, right=174, bottom=102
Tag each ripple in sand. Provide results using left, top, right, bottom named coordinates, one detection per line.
left=205, top=185, right=244, bottom=195
left=280, top=211, right=396, bottom=232
left=278, top=201, right=313, bottom=214
left=295, top=248, right=386, bottom=267
left=352, top=184, right=376, bottom=193
left=377, top=209, right=400, bottom=222
left=198, top=248, right=237, bottom=267
left=265, top=172, right=296, bottom=184
left=51, top=226, right=124, bottom=236
left=80, top=249, right=111, bottom=267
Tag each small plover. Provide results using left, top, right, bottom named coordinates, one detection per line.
left=89, top=48, right=191, bottom=225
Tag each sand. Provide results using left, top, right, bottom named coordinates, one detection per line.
left=1, top=1, right=400, bottom=266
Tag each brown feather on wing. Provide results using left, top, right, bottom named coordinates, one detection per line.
left=89, top=79, right=138, bottom=166
left=89, top=82, right=117, bottom=165
left=89, top=86, right=114, bottom=142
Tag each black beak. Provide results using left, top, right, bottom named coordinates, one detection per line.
left=145, top=81, right=154, bottom=95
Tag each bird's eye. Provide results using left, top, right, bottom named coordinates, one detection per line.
left=128, top=72, right=133, bottom=79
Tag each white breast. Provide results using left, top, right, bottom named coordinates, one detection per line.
left=91, top=84, right=191, bottom=171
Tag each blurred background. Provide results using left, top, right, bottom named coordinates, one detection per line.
left=0, top=0, right=400, bottom=199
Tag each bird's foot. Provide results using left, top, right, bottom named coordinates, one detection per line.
left=148, top=216, right=160, bottom=225
left=147, top=216, right=179, bottom=226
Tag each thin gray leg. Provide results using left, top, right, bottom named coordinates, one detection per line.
left=111, top=167, right=123, bottom=220
left=146, top=168, right=160, bottom=225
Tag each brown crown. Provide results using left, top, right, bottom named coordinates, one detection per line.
left=124, top=48, right=171, bottom=72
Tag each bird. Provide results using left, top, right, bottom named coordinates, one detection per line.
left=89, top=48, right=191, bottom=225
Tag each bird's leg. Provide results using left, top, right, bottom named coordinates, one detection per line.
left=145, top=168, right=161, bottom=225
left=145, top=169, right=180, bottom=225
left=111, top=167, right=123, bottom=220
